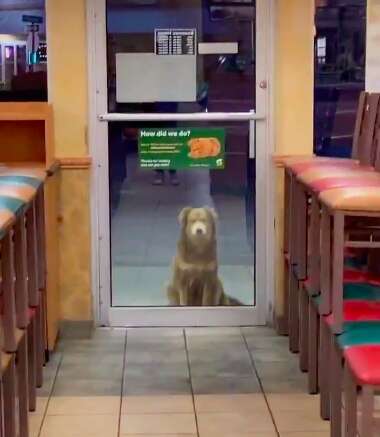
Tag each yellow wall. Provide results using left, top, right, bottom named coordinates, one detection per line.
left=59, top=169, right=92, bottom=320
left=46, top=0, right=92, bottom=322
left=366, top=0, right=380, bottom=92
left=46, top=0, right=88, bottom=157
left=275, top=0, right=315, bottom=156
left=273, top=0, right=315, bottom=330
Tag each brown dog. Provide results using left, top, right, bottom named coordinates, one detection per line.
left=167, top=206, right=234, bottom=306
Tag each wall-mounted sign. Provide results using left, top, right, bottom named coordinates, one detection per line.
left=116, top=53, right=197, bottom=103
left=155, top=29, right=196, bottom=55
left=37, top=42, right=47, bottom=63
left=198, top=42, right=238, bottom=55
left=22, top=15, right=43, bottom=24
left=139, top=128, right=225, bottom=170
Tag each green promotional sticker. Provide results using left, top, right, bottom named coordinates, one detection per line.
left=138, top=128, right=225, bottom=170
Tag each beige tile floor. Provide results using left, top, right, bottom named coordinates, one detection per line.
left=30, top=327, right=334, bottom=437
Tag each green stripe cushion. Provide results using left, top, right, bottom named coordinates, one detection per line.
left=0, top=196, right=26, bottom=214
left=344, top=283, right=380, bottom=301
left=311, top=294, right=321, bottom=307
left=312, top=284, right=380, bottom=310
left=0, top=175, right=41, bottom=189
left=345, top=257, right=366, bottom=270
left=337, top=321, right=380, bottom=348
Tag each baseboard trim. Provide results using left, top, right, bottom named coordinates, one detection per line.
left=272, top=154, right=315, bottom=168
left=59, top=157, right=92, bottom=169
left=274, top=315, right=289, bottom=336
left=59, top=320, right=94, bottom=339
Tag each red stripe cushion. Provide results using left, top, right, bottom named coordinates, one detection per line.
left=290, top=160, right=357, bottom=175
left=325, top=301, right=380, bottom=326
left=344, top=269, right=371, bottom=283
left=345, top=345, right=380, bottom=385
left=311, top=177, right=380, bottom=193
left=28, top=307, right=36, bottom=321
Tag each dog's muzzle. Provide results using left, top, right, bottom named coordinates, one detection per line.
left=191, top=222, right=207, bottom=236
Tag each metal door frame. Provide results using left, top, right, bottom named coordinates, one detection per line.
left=87, top=0, right=276, bottom=327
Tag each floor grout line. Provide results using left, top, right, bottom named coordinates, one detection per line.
left=37, top=353, right=64, bottom=437
left=240, top=328, right=281, bottom=437
left=183, top=328, right=200, bottom=437
left=117, top=329, right=128, bottom=437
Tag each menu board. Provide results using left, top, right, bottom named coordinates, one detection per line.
left=155, top=29, right=196, bottom=56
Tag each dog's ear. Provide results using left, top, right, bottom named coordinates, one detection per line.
left=206, top=207, right=218, bottom=221
left=178, top=207, right=191, bottom=225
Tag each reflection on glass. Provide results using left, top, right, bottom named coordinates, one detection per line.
left=107, top=0, right=255, bottom=113
left=109, top=121, right=255, bottom=307
left=0, top=3, right=47, bottom=101
left=107, top=0, right=256, bottom=308
left=314, top=1, right=366, bottom=157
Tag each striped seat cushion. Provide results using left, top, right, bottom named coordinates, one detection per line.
left=0, top=175, right=42, bottom=189
left=345, top=345, right=380, bottom=385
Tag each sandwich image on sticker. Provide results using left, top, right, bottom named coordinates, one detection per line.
left=188, top=138, right=221, bottom=159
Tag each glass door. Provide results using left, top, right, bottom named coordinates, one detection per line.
left=91, top=0, right=270, bottom=326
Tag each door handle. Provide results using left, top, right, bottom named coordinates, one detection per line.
left=249, top=119, right=255, bottom=159
left=259, top=80, right=267, bottom=90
